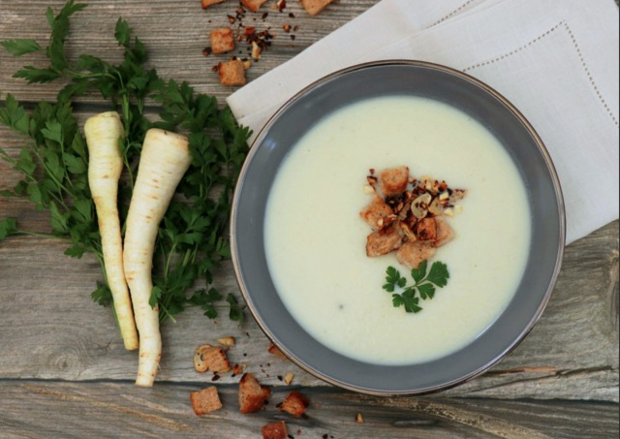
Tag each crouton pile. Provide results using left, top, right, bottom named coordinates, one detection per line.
left=360, top=167, right=466, bottom=269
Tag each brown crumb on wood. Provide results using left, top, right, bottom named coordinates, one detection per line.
left=194, top=344, right=232, bottom=373
left=239, top=373, right=272, bottom=414
left=217, top=336, right=236, bottom=347
left=262, top=421, right=288, bottom=439
left=278, top=391, right=310, bottom=418
left=218, top=60, right=247, bottom=87
left=300, top=0, right=337, bottom=16
left=201, top=0, right=227, bottom=9
left=210, top=28, right=235, bottom=54
left=284, top=372, right=294, bottom=385
left=356, top=412, right=364, bottom=423
left=268, top=343, right=289, bottom=360
left=241, top=0, right=269, bottom=12
left=190, top=387, right=223, bottom=415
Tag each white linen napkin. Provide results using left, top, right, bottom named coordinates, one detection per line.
left=227, top=0, right=620, bottom=244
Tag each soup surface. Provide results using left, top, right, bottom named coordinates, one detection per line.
left=264, top=96, right=531, bottom=365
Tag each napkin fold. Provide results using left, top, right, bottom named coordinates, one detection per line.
left=227, top=0, right=620, bottom=244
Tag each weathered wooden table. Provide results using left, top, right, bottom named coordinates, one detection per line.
left=1, top=1, right=618, bottom=437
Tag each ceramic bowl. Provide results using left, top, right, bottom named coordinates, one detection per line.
left=231, top=60, right=565, bottom=395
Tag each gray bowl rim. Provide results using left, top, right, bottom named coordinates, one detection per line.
left=230, top=59, right=567, bottom=396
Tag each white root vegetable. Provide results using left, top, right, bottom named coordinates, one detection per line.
left=84, top=112, right=139, bottom=351
left=123, top=128, right=192, bottom=387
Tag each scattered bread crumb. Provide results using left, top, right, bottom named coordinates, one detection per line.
left=268, top=343, right=289, bottom=360
left=284, top=373, right=294, bottom=385
left=239, top=373, right=272, bottom=414
left=194, top=344, right=232, bottom=373
left=190, top=387, right=223, bottom=415
left=218, top=60, right=247, bottom=87
left=201, top=0, right=228, bottom=10
left=210, top=28, right=235, bottom=54
left=262, top=421, right=288, bottom=439
left=300, top=0, right=337, bottom=16
left=217, top=336, right=236, bottom=347
left=278, top=391, right=310, bottom=418
left=356, top=412, right=364, bottom=424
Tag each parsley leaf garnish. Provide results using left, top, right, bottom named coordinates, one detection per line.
left=0, top=1, right=250, bottom=325
left=382, top=261, right=450, bottom=314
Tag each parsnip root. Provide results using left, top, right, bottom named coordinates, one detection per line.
left=85, top=112, right=139, bottom=351
left=123, top=128, right=192, bottom=387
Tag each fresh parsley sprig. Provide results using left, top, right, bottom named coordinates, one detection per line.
left=383, top=261, right=450, bottom=314
left=0, top=1, right=249, bottom=325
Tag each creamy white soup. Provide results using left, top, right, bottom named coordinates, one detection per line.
left=264, top=96, right=531, bottom=365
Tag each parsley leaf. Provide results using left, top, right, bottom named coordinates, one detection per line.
left=382, top=260, right=450, bottom=314
left=1, top=39, right=42, bottom=57
left=0, top=218, right=18, bottom=241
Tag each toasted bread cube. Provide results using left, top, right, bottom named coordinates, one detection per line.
left=239, top=373, right=272, bottom=414
left=194, top=344, right=232, bottom=373
left=415, top=218, right=437, bottom=242
left=262, top=421, right=288, bottom=439
left=278, top=391, right=310, bottom=418
left=366, top=223, right=403, bottom=257
left=218, top=60, right=247, bottom=87
left=396, top=242, right=436, bottom=269
left=210, top=28, right=235, bottom=54
left=301, top=0, right=337, bottom=16
left=190, top=387, right=223, bottom=416
left=202, top=0, right=227, bottom=9
left=268, top=343, right=289, bottom=360
left=379, top=166, right=409, bottom=197
left=435, top=217, right=455, bottom=247
left=241, top=0, right=269, bottom=12
left=360, top=195, right=394, bottom=230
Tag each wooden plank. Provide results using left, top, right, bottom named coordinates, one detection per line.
left=0, top=0, right=380, bottom=104
left=0, top=381, right=618, bottom=439
left=0, top=215, right=617, bottom=400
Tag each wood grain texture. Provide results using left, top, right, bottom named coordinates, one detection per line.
left=0, top=223, right=618, bottom=401
left=0, top=381, right=618, bottom=439
left=1, top=0, right=619, bottom=437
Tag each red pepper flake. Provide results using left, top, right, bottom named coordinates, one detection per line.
left=293, top=25, right=299, bottom=32
left=262, top=12, right=269, bottom=20
left=276, top=0, right=286, bottom=11
left=227, top=14, right=236, bottom=24
left=283, top=23, right=291, bottom=33
left=288, top=12, right=295, bottom=18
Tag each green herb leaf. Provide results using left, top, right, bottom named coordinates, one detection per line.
left=1, top=39, right=42, bottom=57
left=418, top=283, right=436, bottom=300
left=427, top=261, right=450, bottom=288
left=92, top=281, right=113, bottom=307
left=0, top=218, right=18, bottom=241
left=411, top=260, right=428, bottom=283
left=227, top=293, right=244, bottom=323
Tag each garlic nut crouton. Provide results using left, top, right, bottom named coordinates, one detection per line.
left=241, top=0, right=268, bottom=12
left=435, top=217, right=455, bottom=247
left=360, top=195, right=393, bottom=230
left=396, top=242, right=437, bottom=270
left=262, top=421, right=288, bottom=439
left=190, top=387, right=223, bottom=416
left=194, top=344, right=232, bottom=373
left=210, top=28, right=235, bottom=54
left=278, top=391, right=310, bottom=418
left=218, top=60, right=247, bottom=87
left=366, top=223, right=403, bottom=257
left=415, top=218, right=437, bottom=242
left=239, top=373, right=272, bottom=414
left=201, top=0, right=227, bottom=9
left=379, top=166, right=409, bottom=197
left=301, top=0, right=337, bottom=16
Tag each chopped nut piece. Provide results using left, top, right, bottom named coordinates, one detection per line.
left=360, top=195, right=393, bottom=230
left=190, top=387, right=223, bottom=415
left=201, top=0, right=227, bottom=10
left=243, top=60, right=252, bottom=70
left=428, top=197, right=443, bottom=217
left=262, top=421, right=288, bottom=439
left=444, top=208, right=454, bottom=217
left=218, top=336, right=236, bottom=347
left=300, top=0, right=337, bottom=16
left=366, top=224, right=403, bottom=257
left=194, top=344, right=232, bottom=373
left=416, top=218, right=437, bottom=242
left=455, top=205, right=464, bottom=214
left=268, top=343, right=289, bottom=360
left=284, top=373, right=294, bottom=385
left=396, top=242, right=437, bottom=269
left=251, top=41, right=262, bottom=60
left=363, top=184, right=375, bottom=195
left=356, top=412, right=364, bottom=423
left=379, top=166, right=409, bottom=197
left=218, top=60, right=247, bottom=87
left=439, top=192, right=450, bottom=201
left=241, top=0, right=269, bottom=12
left=239, top=373, right=272, bottom=414
left=283, top=23, right=292, bottom=33
left=278, top=391, right=310, bottom=417
left=210, top=28, right=235, bottom=54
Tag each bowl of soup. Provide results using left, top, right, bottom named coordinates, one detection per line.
left=231, top=60, right=565, bottom=395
